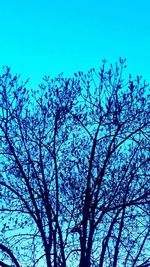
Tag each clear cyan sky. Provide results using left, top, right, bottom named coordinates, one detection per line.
left=0, top=0, right=150, bottom=88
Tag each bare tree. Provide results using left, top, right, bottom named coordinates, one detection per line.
left=0, top=59, right=149, bottom=267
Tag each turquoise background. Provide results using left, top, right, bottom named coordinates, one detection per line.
left=0, top=0, right=150, bottom=87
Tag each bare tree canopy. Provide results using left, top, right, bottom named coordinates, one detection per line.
left=0, top=59, right=149, bottom=267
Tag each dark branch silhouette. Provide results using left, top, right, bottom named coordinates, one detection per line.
left=0, top=59, right=149, bottom=266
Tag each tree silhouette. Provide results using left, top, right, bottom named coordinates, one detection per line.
left=0, top=59, right=149, bottom=267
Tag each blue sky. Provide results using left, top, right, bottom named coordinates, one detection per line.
left=0, top=0, right=150, bottom=88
